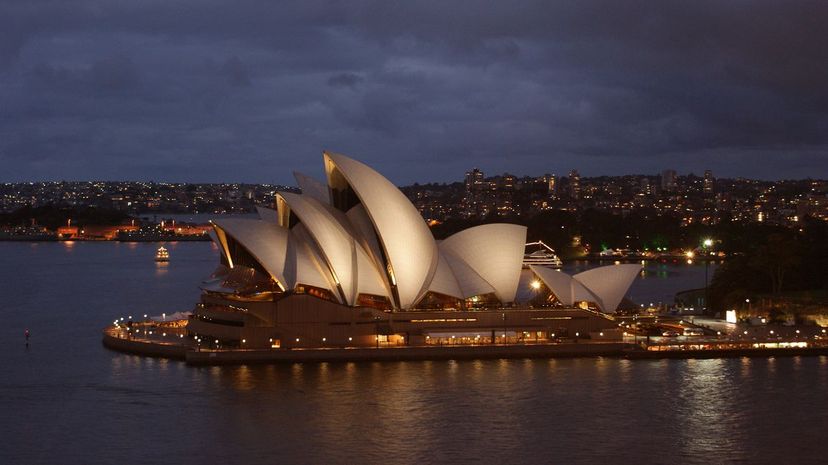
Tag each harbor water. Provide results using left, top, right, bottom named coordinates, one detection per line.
left=1, top=241, right=826, bottom=464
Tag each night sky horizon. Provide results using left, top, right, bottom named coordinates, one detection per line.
left=2, top=1, right=827, bottom=185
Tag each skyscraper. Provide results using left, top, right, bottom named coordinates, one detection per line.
left=464, top=168, right=484, bottom=193
left=568, top=170, right=580, bottom=200
left=703, top=170, right=715, bottom=195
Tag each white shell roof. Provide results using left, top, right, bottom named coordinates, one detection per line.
left=293, top=172, right=330, bottom=205
left=212, top=218, right=290, bottom=291
left=574, top=264, right=642, bottom=314
left=530, top=263, right=641, bottom=313
left=346, top=205, right=386, bottom=273
left=288, top=223, right=338, bottom=298
left=208, top=152, right=532, bottom=310
left=278, top=192, right=357, bottom=303
left=255, top=206, right=279, bottom=224
left=529, top=265, right=598, bottom=307
left=440, top=250, right=496, bottom=298
left=440, top=224, right=527, bottom=303
left=277, top=192, right=390, bottom=305
left=324, top=151, right=438, bottom=309
left=426, top=251, right=464, bottom=299
left=355, top=245, right=391, bottom=298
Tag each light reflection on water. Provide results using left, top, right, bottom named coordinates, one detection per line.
left=1, top=242, right=827, bottom=464
left=12, top=352, right=828, bottom=464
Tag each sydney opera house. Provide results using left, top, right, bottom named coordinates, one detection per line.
left=187, top=152, right=641, bottom=349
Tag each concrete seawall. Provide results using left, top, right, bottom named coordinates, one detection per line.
left=102, top=328, right=632, bottom=364
left=103, top=329, right=828, bottom=365
left=102, top=331, right=187, bottom=360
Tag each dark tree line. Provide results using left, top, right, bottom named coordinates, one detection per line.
left=708, top=217, right=828, bottom=312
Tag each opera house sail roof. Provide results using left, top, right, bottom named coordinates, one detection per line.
left=530, top=264, right=641, bottom=313
left=208, top=151, right=640, bottom=313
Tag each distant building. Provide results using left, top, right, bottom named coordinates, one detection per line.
left=640, top=178, right=652, bottom=196
left=703, top=170, right=715, bottom=195
left=568, top=170, right=581, bottom=200
left=501, top=174, right=516, bottom=191
left=546, top=174, right=557, bottom=196
left=462, top=168, right=487, bottom=217
left=661, top=169, right=677, bottom=192
left=464, top=168, right=484, bottom=193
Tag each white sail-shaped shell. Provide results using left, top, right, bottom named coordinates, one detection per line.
left=440, top=224, right=527, bottom=303
left=212, top=218, right=290, bottom=291
left=531, top=263, right=641, bottom=312
left=294, top=171, right=330, bottom=205
left=574, top=264, right=642, bottom=313
left=324, top=151, right=438, bottom=309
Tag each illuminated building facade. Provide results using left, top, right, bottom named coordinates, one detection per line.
left=188, top=152, right=640, bottom=348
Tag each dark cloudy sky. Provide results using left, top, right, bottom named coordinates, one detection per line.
left=1, top=1, right=827, bottom=184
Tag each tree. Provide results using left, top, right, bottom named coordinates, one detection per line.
left=751, top=233, right=801, bottom=294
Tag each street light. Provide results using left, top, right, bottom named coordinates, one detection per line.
left=702, top=238, right=714, bottom=312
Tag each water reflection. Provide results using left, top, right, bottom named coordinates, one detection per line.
left=675, top=359, right=747, bottom=461
left=740, top=356, right=751, bottom=378
left=233, top=365, right=253, bottom=391
left=154, top=261, right=169, bottom=276
left=95, top=355, right=828, bottom=464
left=3, top=242, right=827, bottom=465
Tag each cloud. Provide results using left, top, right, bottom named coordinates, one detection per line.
left=220, top=56, right=251, bottom=87
left=0, top=0, right=826, bottom=183
left=327, top=72, right=363, bottom=89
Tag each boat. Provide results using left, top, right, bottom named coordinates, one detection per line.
left=523, top=241, right=563, bottom=269
left=155, top=246, right=170, bottom=262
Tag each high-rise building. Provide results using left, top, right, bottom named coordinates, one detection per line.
left=501, top=174, right=516, bottom=191
left=640, top=178, right=652, bottom=196
left=661, top=169, right=677, bottom=192
left=546, top=174, right=557, bottom=196
left=703, top=170, right=715, bottom=195
left=568, top=170, right=580, bottom=200
left=464, top=168, right=484, bottom=193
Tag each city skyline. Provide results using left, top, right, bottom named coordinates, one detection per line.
left=3, top=163, right=827, bottom=185
left=4, top=164, right=825, bottom=228
left=2, top=2, right=828, bottom=184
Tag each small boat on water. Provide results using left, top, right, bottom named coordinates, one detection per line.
left=523, top=241, right=563, bottom=269
left=155, top=246, right=170, bottom=262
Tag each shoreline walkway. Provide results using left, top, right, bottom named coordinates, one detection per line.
left=102, top=326, right=828, bottom=366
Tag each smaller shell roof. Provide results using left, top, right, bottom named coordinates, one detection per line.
left=440, top=224, right=527, bottom=303
left=531, top=263, right=641, bottom=313
left=278, top=192, right=358, bottom=304
left=574, top=264, right=642, bottom=314
left=294, top=172, right=330, bottom=205
left=212, top=218, right=290, bottom=291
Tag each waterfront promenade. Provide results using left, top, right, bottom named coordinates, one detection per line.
left=103, top=325, right=828, bottom=366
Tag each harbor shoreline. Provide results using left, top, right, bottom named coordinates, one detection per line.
left=102, top=328, right=828, bottom=365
